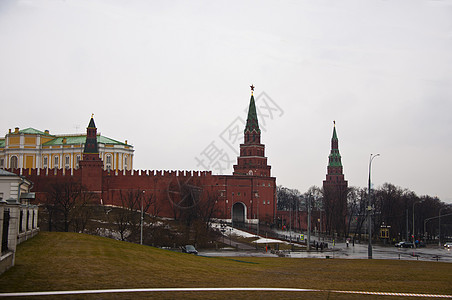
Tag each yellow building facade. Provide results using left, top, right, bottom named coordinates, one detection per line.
left=0, top=127, right=133, bottom=172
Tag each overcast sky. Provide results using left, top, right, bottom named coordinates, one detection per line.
left=1, top=0, right=451, bottom=203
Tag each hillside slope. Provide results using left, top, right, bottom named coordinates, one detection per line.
left=1, top=232, right=451, bottom=299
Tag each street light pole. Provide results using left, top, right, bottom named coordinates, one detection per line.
left=412, top=200, right=423, bottom=247
left=230, top=192, right=234, bottom=229
left=439, top=207, right=444, bottom=247
left=140, top=190, right=145, bottom=245
left=307, top=195, right=312, bottom=251
left=368, top=153, right=380, bottom=259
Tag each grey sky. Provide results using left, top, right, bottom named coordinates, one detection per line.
left=1, top=0, right=451, bottom=202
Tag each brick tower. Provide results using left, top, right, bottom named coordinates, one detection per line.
left=322, top=121, right=348, bottom=236
left=79, top=115, right=103, bottom=196
left=233, top=85, right=271, bottom=177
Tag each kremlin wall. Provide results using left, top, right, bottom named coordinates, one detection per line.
left=4, top=89, right=278, bottom=225
left=2, top=88, right=347, bottom=231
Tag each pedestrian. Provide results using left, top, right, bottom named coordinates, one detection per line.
left=346, top=239, right=349, bottom=247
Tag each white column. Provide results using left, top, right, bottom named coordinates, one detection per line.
left=0, top=200, right=5, bottom=250
left=6, top=200, right=20, bottom=265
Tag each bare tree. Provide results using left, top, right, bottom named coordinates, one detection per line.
left=113, top=189, right=153, bottom=242
left=44, top=178, right=93, bottom=232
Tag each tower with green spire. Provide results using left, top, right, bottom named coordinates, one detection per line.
left=233, top=86, right=271, bottom=176
left=327, top=121, right=343, bottom=176
left=323, top=121, right=348, bottom=236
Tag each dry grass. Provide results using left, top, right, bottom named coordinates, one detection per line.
left=0, top=232, right=451, bottom=299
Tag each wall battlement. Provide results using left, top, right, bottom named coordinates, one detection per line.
left=106, top=169, right=212, bottom=177
left=5, top=167, right=213, bottom=179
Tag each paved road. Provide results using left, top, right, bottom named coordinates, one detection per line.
left=201, top=242, right=452, bottom=262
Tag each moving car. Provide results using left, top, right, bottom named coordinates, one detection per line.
left=395, top=241, right=414, bottom=248
left=182, top=245, right=198, bottom=255
left=444, top=242, right=452, bottom=249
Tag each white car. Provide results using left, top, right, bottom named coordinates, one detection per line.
left=444, top=242, right=452, bottom=249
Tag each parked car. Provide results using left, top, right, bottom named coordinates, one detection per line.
left=395, top=241, right=414, bottom=248
left=444, top=242, right=452, bottom=249
left=182, top=245, right=198, bottom=255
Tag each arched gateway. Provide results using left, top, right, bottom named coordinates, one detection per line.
left=232, top=202, right=246, bottom=225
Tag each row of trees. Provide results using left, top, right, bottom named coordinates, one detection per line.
left=277, top=183, right=452, bottom=242
left=38, top=177, right=220, bottom=248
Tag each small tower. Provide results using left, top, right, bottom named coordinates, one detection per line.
left=323, top=121, right=348, bottom=236
left=83, top=115, right=99, bottom=156
left=79, top=115, right=103, bottom=196
left=233, top=86, right=271, bottom=177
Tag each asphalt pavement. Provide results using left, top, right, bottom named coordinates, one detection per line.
left=201, top=242, right=452, bottom=262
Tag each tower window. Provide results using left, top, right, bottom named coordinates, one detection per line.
left=106, top=154, right=112, bottom=171
left=75, top=155, right=81, bottom=169
left=65, top=155, right=70, bottom=169
left=54, top=155, right=59, bottom=169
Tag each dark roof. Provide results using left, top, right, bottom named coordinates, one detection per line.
left=244, top=95, right=260, bottom=133
left=88, top=117, right=96, bottom=128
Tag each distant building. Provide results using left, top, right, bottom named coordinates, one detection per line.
left=0, top=123, right=134, bottom=173
left=323, top=122, right=348, bottom=236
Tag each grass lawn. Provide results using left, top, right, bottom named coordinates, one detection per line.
left=0, top=232, right=451, bottom=299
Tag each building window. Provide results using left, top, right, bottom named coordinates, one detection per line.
left=65, top=155, right=70, bottom=169
left=43, top=156, right=48, bottom=169
left=106, top=154, right=112, bottom=171
left=124, top=155, right=128, bottom=169
left=54, top=155, right=59, bottom=169
left=75, top=155, right=81, bottom=169
left=10, top=156, right=18, bottom=169
left=0, top=158, right=3, bottom=168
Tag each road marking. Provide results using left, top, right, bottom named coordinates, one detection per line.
left=0, top=287, right=451, bottom=298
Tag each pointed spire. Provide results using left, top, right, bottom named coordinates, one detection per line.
left=332, top=120, right=338, bottom=140
left=328, top=121, right=342, bottom=168
left=244, top=85, right=260, bottom=134
left=84, top=115, right=99, bottom=154
left=88, top=114, right=96, bottom=128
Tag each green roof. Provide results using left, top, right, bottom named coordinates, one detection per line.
left=42, top=135, right=129, bottom=147
left=332, top=126, right=338, bottom=140
left=328, top=124, right=342, bottom=167
left=19, top=128, right=53, bottom=136
left=328, top=150, right=342, bottom=167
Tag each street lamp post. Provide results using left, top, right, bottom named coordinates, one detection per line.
left=412, top=200, right=423, bottom=248
left=256, top=192, right=260, bottom=237
left=439, top=207, right=445, bottom=247
left=231, top=192, right=234, bottom=228
left=308, top=196, right=311, bottom=250
left=368, top=153, right=380, bottom=259
left=140, top=190, right=145, bottom=245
